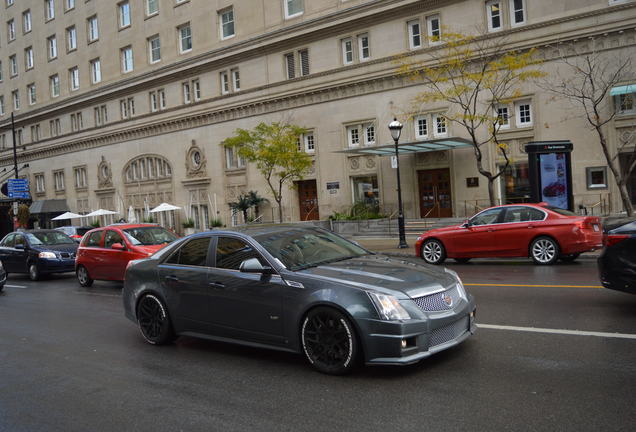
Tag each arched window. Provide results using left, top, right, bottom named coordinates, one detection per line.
left=123, top=154, right=172, bottom=184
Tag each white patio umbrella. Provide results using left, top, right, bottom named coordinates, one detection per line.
left=128, top=206, right=137, bottom=223
left=149, top=202, right=182, bottom=213
left=85, top=209, right=118, bottom=217
left=51, top=211, right=83, bottom=221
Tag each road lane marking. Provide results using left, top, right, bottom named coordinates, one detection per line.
left=4, top=284, right=27, bottom=289
left=477, top=323, right=636, bottom=339
left=465, top=283, right=603, bottom=289
left=73, top=291, right=120, bottom=298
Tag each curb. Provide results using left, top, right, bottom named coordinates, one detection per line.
left=373, top=251, right=600, bottom=261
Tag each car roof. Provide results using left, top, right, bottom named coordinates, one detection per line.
left=95, top=223, right=159, bottom=230
left=216, top=224, right=327, bottom=237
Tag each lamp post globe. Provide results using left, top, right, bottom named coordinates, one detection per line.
left=388, top=118, right=408, bottom=249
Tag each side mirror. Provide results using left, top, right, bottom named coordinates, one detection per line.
left=15, top=244, right=24, bottom=250
left=461, top=219, right=471, bottom=228
left=239, top=257, right=274, bottom=274
left=111, top=243, right=126, bottom=251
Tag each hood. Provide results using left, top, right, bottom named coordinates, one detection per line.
left=31, top=243, right=78, bottom=254
left=297, top=255, right=457, bottom=299
left=132, top=244, right=167, bottom=256
left=422, top=225, right=463, bottom=237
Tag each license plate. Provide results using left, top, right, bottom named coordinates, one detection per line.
left=593, top=224, right=599, bottom=232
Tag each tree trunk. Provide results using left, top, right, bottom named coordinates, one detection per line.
left=596, top=126, right=634, bottom=216
left=617, top=182, right=634, bottom=217
left=277, top=199, right=283, bottom=223
left=487, top=178, right=496, bottom=207
left=242, top=209, right=248, bottom=223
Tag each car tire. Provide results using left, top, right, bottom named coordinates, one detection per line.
left=28, top=262, right=40, bottom=281
left=420, top=239, right=447, bottom=265
left=301, top=307, right=359, bottom=375
left=560, top=253, right=580, bottom=263
left=76, top=265, right=94, bottom=287
left=0, top=283, right=4, bottom=292
left=454, top=258, right=471, bottom=264
left=530, top=237, right=560, bottom=265
left=137, top=294, right=176, bottom=345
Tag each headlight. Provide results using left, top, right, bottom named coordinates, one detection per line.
left=368, top=292, right=411, bottom=321
left=38, top=252, right=57, bottom=259
left=445, top=267, right=468, bottom=301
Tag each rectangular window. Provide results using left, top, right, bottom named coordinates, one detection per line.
left=47, top=35, right=58, bottom=59
left=148, top=35, right=161, bottom=63
left=427, top=14, right=441, bottom=43
left=364, top=124, right=375, bottom=146
left=146, top=0, right=158, bottom=16
left=192, top=79, right=201, bottom=101
left=87, top=16, right=99, bottom=42
left=121, top=46, right=133, bottom=73
left=50, top=118, right=61, bottom=136
left=487, top=1, right=502, bottom=32
left=231, top=69, right=240, bottom=91
left=94, top=104, right=108, bottom=125
left=285, top=53, right=295, bottom=79
left=220, top=71, right=229, bottom=94
left=415, top=116, right=428, bottom=139
left=119, top=1, right=130, bottom=28
left=12, top=90, right=20, bottom=110
left=304, top=132, right=315, bottom=153
left=74, top=167, right=87, bottom=189
left=179, top=23, right=192, bottom=53
left=15, top=129, right=22, bottom=145
left=90, top=58, right=101, bottom=84
left=434, top=114, right=447, bottom=136
left=35, top=174, right=45, bottom=193
left=9, top=55, right=18, bottom=76
left=182, top=81, right=191, bottom=104
left=50, top=75, right=60, bottom=97
left=70, top=112, right=83, bottom=131
left=54, top=171, right=65, bottom=191
left=45, top=0, right=55, bottom=21
left=352, top=175, right=380, bottom=208
left=219, top=8, right=234, bottom=40
left=225, top=147, right=236, bottom=169
left=358, top=33, right=370, bottom=60
left=31, top=124, right=40, bottom=142
left=120, top=97, right=134, bottom=119
left=69, top=67, right=79, bottom=90
left=616, top=93, right=635, bottom=115
left=496, top=105, right=509, bottom=128
left=25, top=47, right=34, bottom=69
left=27, top=83, right=36, bottom=105
left=158, top=89, right=166, bottom=109
left=22, top=10, right=32, bottom=33
left=65, top=0, right=75, bottom=11
left=66, top=26, right=77, bottom=51
left=6, top=0, right=14, bottom=6
left=7, top=19, right=15, bottom=41
left=285, top=0, right=303, bottom=18
left=299, top=49, right=310, bottom=76
left=408, top=20, right=422, bottom=49
left=149, top=91, right=158, bottom=112
left=0, top=96, right=4, bottom=115
left=342, top=38, right=353, bottom=65
left=516, top=101, right=532, bottom=127
left=509, top=0, right=526, bottom=26
left=347, top=125, right=360, bottom=147
left=586, top=166, right=608, bottom=190
left=0, top=61, right=3, bottom=82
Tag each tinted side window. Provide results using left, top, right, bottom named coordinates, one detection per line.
left=503, top=207, right=545, bottom=223
left=1, top=234, right=14, bottom=247
left=216, top=237, right=262, bottom=270
left=104, top=230, right=124, bottom=249
left=86, top=231, right=103, bottom=247
left=167, top=237, right=210, bottom=267
left=14, top=235, right=25, bottom=247
left=471, top=208, right=502, bottom=226
left=528, top=208, right=545, bottom=221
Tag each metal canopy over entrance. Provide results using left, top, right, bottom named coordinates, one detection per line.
left=337, top=137, right=473, bottom=156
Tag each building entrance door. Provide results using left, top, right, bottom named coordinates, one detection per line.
left=297, top=180, right=319, bottom=221
left=418, top=168, right=452, bottom=218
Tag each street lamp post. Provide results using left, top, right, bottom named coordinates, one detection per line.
left=388, top=118, right=408, bottom=249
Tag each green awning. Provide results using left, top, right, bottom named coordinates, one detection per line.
left=610, top=85, right=636, bottom=96
left=337, top=137, right=473, bottom=156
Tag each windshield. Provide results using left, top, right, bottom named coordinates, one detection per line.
left=26, top=231, right=75, bottom=245
left=253, top=227, right=368, bottom=271
left=547, top=206, right=577, bottom=216
left=123, top=227, right=178, bottom=246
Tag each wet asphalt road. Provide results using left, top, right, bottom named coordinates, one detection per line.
left=1, top=258, right=635, bottom=432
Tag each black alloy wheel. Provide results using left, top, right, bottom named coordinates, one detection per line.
left=28, top=262, right=40, bottom=281
left=560, top=253, right=580, bottom=263
left=137, top=294, right=175, bottom=345
left=454, top=258, right=471, bottom=264
left=301, top=307, right=358, bottom=375
left=76, top=265, right=94, bottom=287
left=421, top=239, right=447, bottom=265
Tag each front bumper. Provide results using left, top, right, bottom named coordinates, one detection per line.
left=359, top=296, right=476, bottom=365
left=38, top=258, right=76, bottom=274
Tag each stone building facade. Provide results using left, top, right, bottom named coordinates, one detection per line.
left=0, top=0, right=635, bottom=234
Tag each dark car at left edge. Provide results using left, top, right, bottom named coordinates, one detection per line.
left=598, top=218, right=636, bottom=294
left=0, top=230, right=78, bottom=281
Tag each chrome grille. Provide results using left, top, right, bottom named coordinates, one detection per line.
left=429, top=316, right=469, bottom=348
left=413, top=285, right=459, bottom=312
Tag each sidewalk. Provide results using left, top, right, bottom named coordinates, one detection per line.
left=350, top=235, right=601, bottom=260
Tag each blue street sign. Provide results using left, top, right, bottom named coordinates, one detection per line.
left=7, top=179, right=30, bottom=199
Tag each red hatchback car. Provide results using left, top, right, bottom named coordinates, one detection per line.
left=415, top=203, right=602, bottom=265
left=75, top=224, right=178, bottom=286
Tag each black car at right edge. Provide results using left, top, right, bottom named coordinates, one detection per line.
left=598, top=218, right=636, bottom=294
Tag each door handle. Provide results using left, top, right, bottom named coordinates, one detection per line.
left=487, top=228, right=495, bottom=232
left=527, top=225, right=535, bottom=229
left=209, top=281, right=225, bottom=289
left=164, top=275, right=179, bottom=282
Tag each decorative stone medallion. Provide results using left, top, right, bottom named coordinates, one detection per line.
left=97, top=156, right=112, bottom=188
left=186, top=140, right=207, bottom=178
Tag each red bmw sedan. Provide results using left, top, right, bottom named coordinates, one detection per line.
left=75, top=224, right=178, bottom=286
left=415, top=203, right=602, bottom=265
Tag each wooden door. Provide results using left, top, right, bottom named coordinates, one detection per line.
left=418, top=168, right=452, bottom=218
left=297, top=180, right=319, bottom=221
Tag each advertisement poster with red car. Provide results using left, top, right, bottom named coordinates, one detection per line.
left=539, top=153, right=568, bottom=209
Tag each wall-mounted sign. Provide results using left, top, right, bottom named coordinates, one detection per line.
left=466, top=177, right=479, bottom=188
left=390, top=156, right=398, bottom=169
left=326, top=182, right=340, bottom=194
left=7, top=178, right=30, bottom=199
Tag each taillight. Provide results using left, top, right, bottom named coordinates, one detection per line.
left=604, top=234, right=629, bottom=247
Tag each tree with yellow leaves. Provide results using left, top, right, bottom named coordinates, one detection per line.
left=222, top=122, right=312, bottom=223
left=399, top=31, right=543, bottom=206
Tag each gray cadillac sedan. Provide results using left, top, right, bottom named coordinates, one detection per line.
left=123, top=225, right=476, bottom=374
